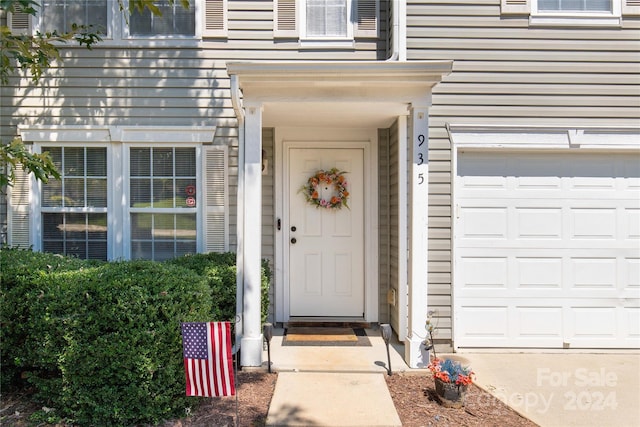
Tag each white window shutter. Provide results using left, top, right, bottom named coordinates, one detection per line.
left=204, top=146, right=228, bottom=253
left=622, top=0, right=640, bottom=15
left=7, top=164, right=31, bottom=248
left=274, top=0, right=299, bottom=38
left=202, top=0, right=228, bottom=37
left=8, top=9, right=32, bottom=35
left=354, top=0, right=379, bottom=38
left=501, top=0, right=530, bottom=14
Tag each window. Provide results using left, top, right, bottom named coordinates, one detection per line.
left=12, top=126, right=226, bottom=261
left=10, top=0, right=228, bottom=42
left=538, top=0, right=612, bottom=12
left=501, top=0, right=638, bottom=25
left=306, top=0, right=348, bottom=38
left=129, top=0, right=196, bottom=37
left=274, top=0, right=379, bottom=41
left=129, top=147, right=198, bottom=261
left=40, top=146, right=109, bottom=260
left=41, top=0, right=108, bottom=34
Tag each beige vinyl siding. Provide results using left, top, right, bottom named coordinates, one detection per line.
left=262, top=128, right=275, bottom=322
left=377, top=128, right=391, bottom=325
left=407, top=0, right=639, bottom=349
left=387, top=119, right=401, bottom=334
left=1, top=1, right=389, bottom=255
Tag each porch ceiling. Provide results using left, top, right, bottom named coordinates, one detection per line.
left=227, top=60, right=453, bottom=129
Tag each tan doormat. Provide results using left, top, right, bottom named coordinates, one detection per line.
left=283, top=327, right=371, bottom=347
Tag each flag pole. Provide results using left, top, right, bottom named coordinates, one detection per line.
left=233, top=315, right=241, bottom=427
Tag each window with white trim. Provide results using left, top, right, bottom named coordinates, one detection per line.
left=306, top=0, right=349, bottom=38
left=128, top=146, right=198, bottom=261
left=40, top=145, right=109, bottom=260
left=501, top=0, right=638, bottom=25
left=129, top=0, right=196, bottom=37
left=274, top=0, right=379, bottom=41
left=41, top=0, right=108, bottom=35
left=9, top=0, right=228, bottom=41
left=11, top=126, right=228, bottom=261
left=538, top=0, right=612, bottom=12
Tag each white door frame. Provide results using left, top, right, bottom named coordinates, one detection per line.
left=274, top=127, right=379, bottom=323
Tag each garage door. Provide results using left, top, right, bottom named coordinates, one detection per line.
left=454, top=150, right=640, bottom=349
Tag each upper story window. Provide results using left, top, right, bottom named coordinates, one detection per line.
left=274, top=0, right=378, bottom=43
left=10, top=0, right=228, bottom=43
left=41, top=0, right=108, bottom=34
left=306, top=0, right=348, bottom=38
left=537, top=0, right=612, bottom=12
left=129, top=0, right=196, bottom=37
left=501, top=0, right=638, bottom=25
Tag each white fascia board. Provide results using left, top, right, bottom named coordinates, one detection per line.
left=227, top=60, right=452, bottom=81
left=18, top=125, right=217, bottom=145
left=117, top=126, right=217, bottom=144
left=18, top=125, right=111, bottom=142
left=448, top=124, right=640, bottom=150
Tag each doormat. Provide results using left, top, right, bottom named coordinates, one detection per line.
left=282, top=327, right=371, bottom=347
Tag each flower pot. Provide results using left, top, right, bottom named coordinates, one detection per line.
left=434, top=377, right=468, bottom=408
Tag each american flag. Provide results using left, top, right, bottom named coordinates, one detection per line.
left=181, top=322, right=235, bottom=397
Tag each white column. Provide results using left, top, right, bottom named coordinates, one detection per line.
left=404, top=104, right=430, bottom=368
left=240, top=102, right=264, bottom=367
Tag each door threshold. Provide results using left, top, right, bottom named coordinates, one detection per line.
left=284, top=317, right=372, bottom=329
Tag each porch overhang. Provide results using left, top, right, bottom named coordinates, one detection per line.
left=227, top=60, right=453, bottom=127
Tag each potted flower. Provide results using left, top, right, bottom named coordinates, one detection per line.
left=427, top=357, right=475, bottom=408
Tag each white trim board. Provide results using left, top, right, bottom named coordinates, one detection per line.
left=448, top=125, right=640, bottom=150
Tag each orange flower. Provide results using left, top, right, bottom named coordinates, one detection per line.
left=330, top=196, right=340, bottom=205
left=311, top=191, right=319, bottom=199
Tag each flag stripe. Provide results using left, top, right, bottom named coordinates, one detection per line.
left=182, top=321, right=235, bottom=397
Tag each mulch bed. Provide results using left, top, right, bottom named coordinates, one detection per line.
left=2, top=371, right=538, bottom=427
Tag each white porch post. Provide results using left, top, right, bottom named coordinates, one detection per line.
left=240, top=102, right=264, bottom=367
left=405, top=103, right=430, bottom=368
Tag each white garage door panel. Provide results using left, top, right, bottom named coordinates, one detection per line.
left=455, top=151, right=640, bottom=349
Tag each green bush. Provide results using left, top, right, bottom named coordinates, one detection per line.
left=168, top=252, right=271, bottom=325
left=2, top=252, right=212, bottom=425
left=1, top=249, right=272, bottom=425
left=0, top=247, right=99, bottom=391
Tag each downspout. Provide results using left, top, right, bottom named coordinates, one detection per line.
left=386, top=0, right=406, bottom=61
left=230, top=73, right=245, bottom=353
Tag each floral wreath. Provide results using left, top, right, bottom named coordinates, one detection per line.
left=300, top=168, right=350, bottom=210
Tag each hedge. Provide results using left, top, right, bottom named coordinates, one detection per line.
left=0, top=248, right=271, bottom=425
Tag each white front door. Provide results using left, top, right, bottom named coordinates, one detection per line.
left=288, top=148, right=365, bottom=317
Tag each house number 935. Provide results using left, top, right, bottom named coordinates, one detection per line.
left=416, top=134, right=426, bottom=184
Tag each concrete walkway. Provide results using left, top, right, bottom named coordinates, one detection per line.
left=263, top=327, right=405, bottom=426
left=261, top=327, right=640, bottom=426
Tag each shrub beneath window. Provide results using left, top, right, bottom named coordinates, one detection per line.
left=1, top=249, right=213, bottom=425
left=0, top=248, right=99, bottom=391
left=168, top=252, right=272, bottom=325
left=1, top=248, right=272, bottom=425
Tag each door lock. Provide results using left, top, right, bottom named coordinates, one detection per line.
left=290, top=238, right=297, bottom=244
